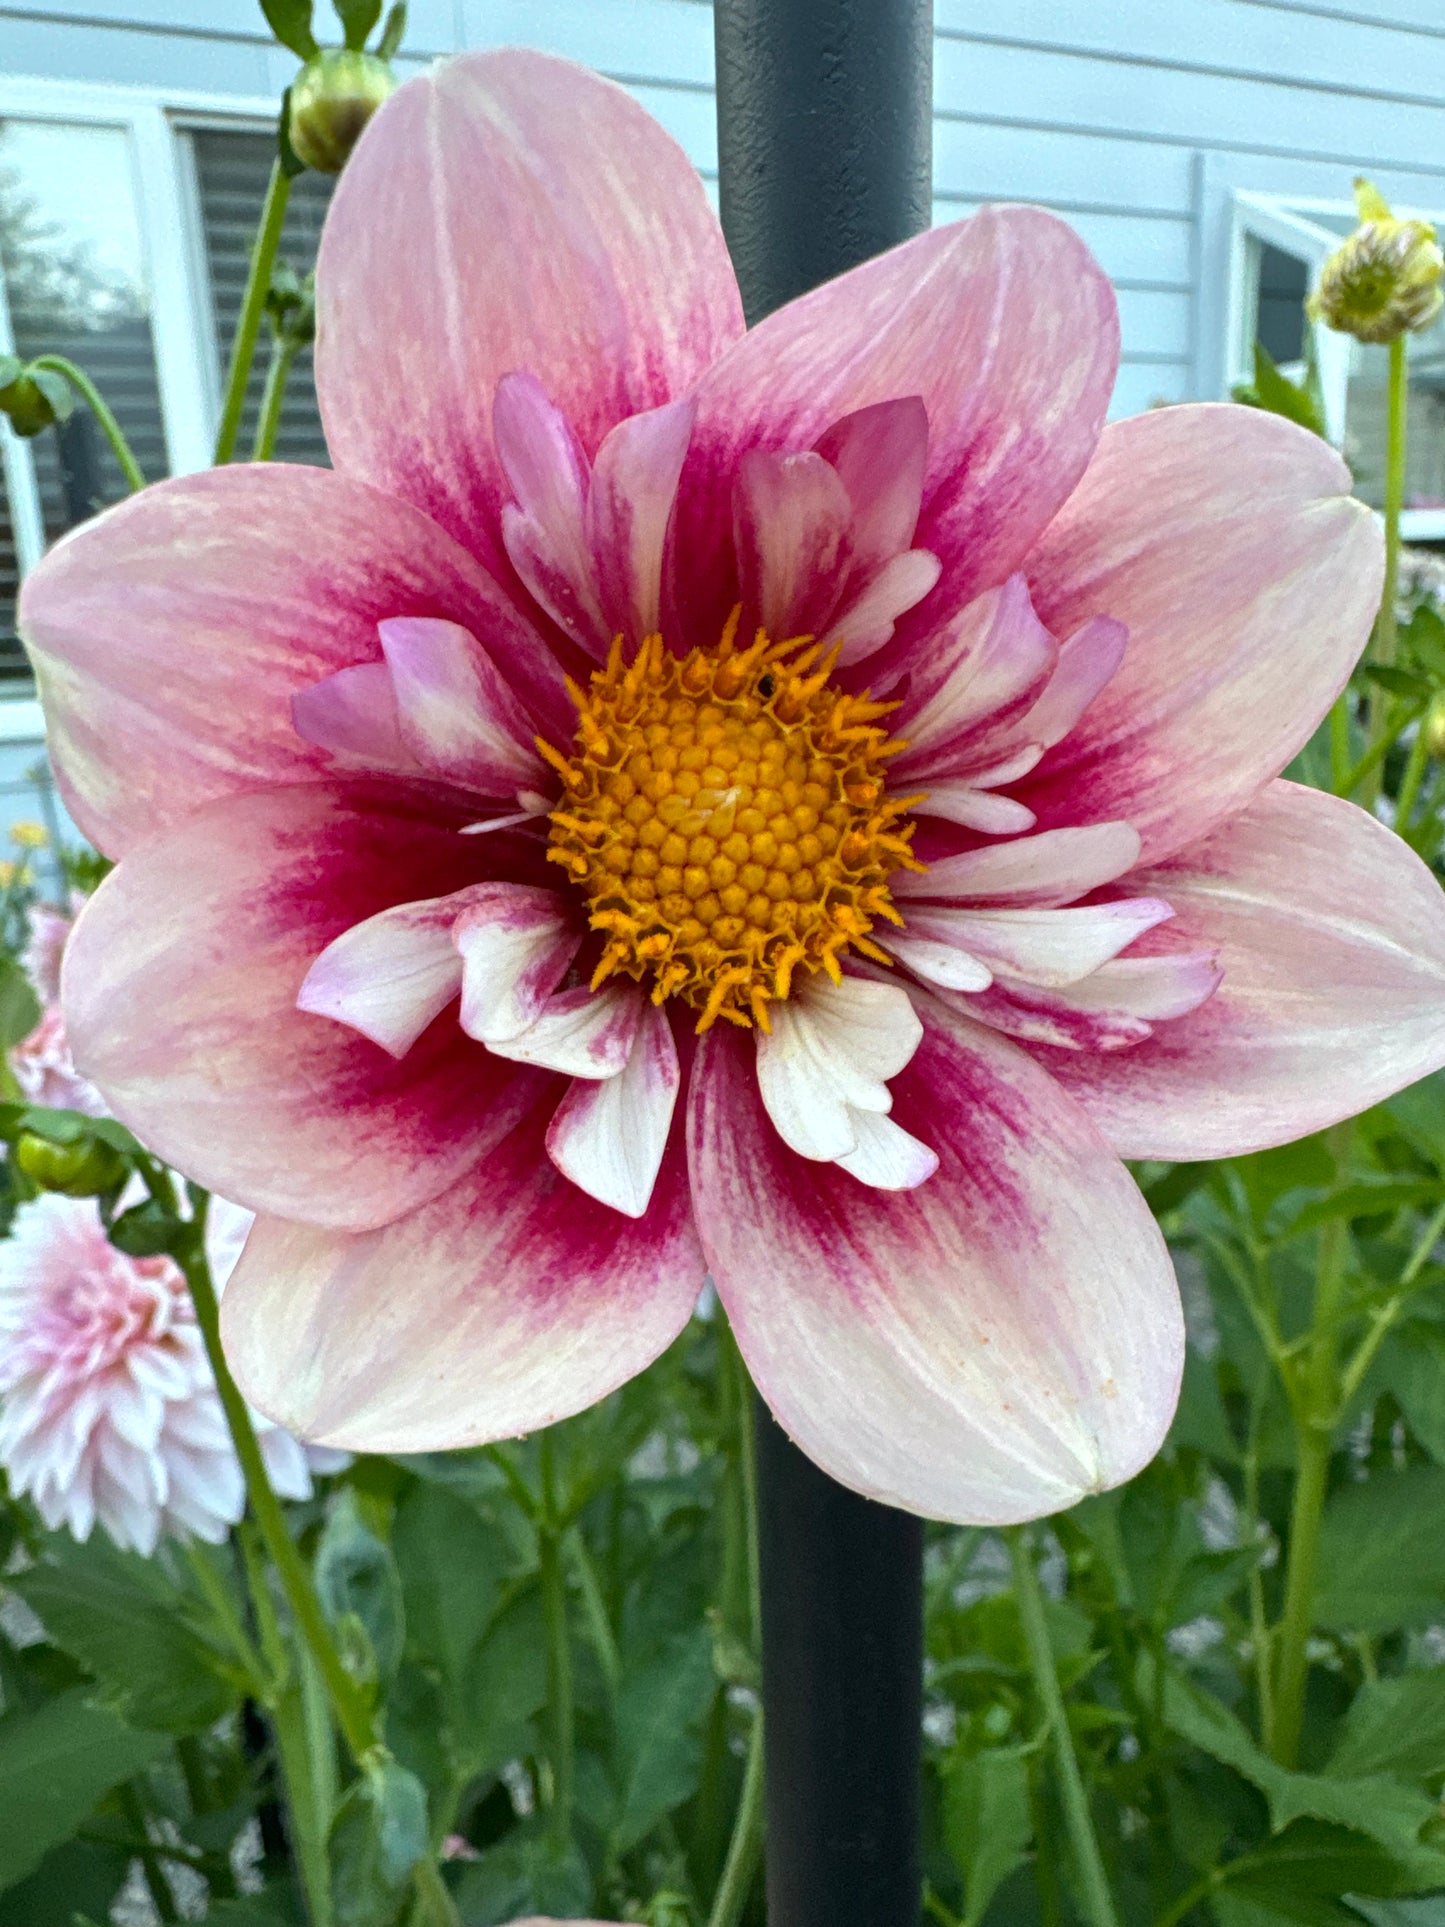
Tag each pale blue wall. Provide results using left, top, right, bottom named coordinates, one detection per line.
left=5, top=0, right=1445, bottom=415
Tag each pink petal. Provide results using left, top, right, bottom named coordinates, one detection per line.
left=220, top=1096, right=704, bottom=1451
left=547, top=1001, right=681, bottom=1217
left=589, top=399, right=696, bottom=644
left=61, top=782, right=544, bottom=1228
left=1040, top=781, right=1445, bottom=1157
left=378, top=617, right=541, bottom=793
left=905, top=899, right=1176, bottom=989
left=21, top=465, right=562, bottom=857
left=891, top=575, right=1056, bottom=780
left=948, top=951, right=1223, bottom=1053
left=1019, top=405, right=1384, bottom=862
left=895, top=822, right=1142, bottom=907
left=912, top=785, right=1037, bottom=835
left=733, top=449, right=852, bottom=642
left=688, top=1000, right=1182, bottom=1524
left=1016, top=616, right=1127, bottom=753
left=676, top=206, right=1117, bottom=656
left=495, top=372, right=609, bottom=654
left=292, top=662, right=408, bottom=768
left=296, top=887, right=496, bottom=1057
left=822, top=549, right=943, bottom=669
left=316, top=50, right=742, bottom=573
left=486, top=984, right=643, bottom=1079
left=453, top=884, right=581, bottom=1044
left=813, top=397, right=929, bottom=570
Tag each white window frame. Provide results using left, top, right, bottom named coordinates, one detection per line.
left=0, top=72, right=279, bottom=582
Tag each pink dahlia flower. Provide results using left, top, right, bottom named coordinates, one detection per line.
left=10, top=898, right=107, bottom=1115
left=0, top=1191, right=341, bottom=1552
left=20, top=53, right=1445, bottom=1523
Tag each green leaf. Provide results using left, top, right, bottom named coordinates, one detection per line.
left=0, top=1688, right=165, bottom=1891
left=941, top=1743, right=1033, bottom=1927
left=333, top=0, right=382, bottom=48
left=316, top=1488, right=405, bottom=1689
left=1375, top=1326, right=1445, bottom=1463
left=376, top=2, right=406, bottom=60
left=1316, top=1466, right=1445, bottom=1633
left=329, top=1757, right=428, bottom=1927
left=11, top=1536, right=241, bottom=1733
left=1276, top=1181, right=1442, bottom=1240
left=1361, top=665, right=1427, bottom=699
left=260, top=0, right=319, bottom=58
left=609, top=1627, right=715, bottom=1853
left=1328, top=1672, right=1445, bottom=1782
left=460, top=1584, right=549, bottom=1775
left=452, top=1825, right=592, bottom=1926
left=1233, top=340, right=1329, bottom=439
left=0, top=1839, right=130, bottom=1927
left=392, top=1483, right=508, bottom=1697
left=0, top=956, right=38, bottom=1052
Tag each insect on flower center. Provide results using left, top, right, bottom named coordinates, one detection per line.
left=539, top=614, right=924, bottom=1032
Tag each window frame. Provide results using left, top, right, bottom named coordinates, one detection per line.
left=0, top=72, right=278, bottom=588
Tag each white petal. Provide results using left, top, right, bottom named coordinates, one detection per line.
left=835, top=1109, right=939, bottom=1190
left=895, top=822, right=1142, bottom=906
left=546, top=1001, right=680, bottom=1216
left=823, top=548, right=943, bottom=666
left=905, top=899, right=1174, bottom=990
left=912, top=783, right=1037, bottom=835
left=454, top=884, right=580, bottom=1044
left=487, top=984, right=642, bottom=1078
left=755, top=975, right=923, bottom=1162
left=298, top=892, right=471, bottom=1057
left=883, top=933, right=995, bottom=992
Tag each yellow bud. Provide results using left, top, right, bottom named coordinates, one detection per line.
left=10, top=821, right=47, bottom=850
left=1308, top=178, right=1444, bottom=345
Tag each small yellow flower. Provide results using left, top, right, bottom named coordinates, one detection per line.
left=9, top=821, right=48, bottom=850
left=1308, top=178, right=1444, bottom=345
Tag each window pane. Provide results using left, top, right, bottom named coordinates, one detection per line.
left=1346, top=308, right=1445, bottom=512
left=0, top=119, right=167, bottom=672
left=190, top=129, right=333, bottom=465
left=1256, top=243, right=1308, bottom=368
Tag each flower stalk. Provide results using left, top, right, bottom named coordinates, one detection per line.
left=213, top=159, right=292, bottom=465
left=27, top=355, right=146, bottom=493
left=1008, top=1529, right=1122, bottom=1927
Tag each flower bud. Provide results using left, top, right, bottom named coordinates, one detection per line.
left=1308, top=178, right=1444, bottom=345
left=265, top=264, right=316, bottom=349
left=287, top=48, right=395, bottom=174
left=15, top=1130, right=126, bottom=1198
left=1424, top=692, right=1445, bottom=761
left=0, top=360, right=69, bottom=438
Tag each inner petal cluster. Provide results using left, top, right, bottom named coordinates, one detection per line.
left=541, top=618, right=922, bottom=1030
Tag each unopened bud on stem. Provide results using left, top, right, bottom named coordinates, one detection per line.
left=287, top=48, right=395, bottom=174
left=1309, top=178, right=1444, bottom=345
left=15, top=1130, right=126, bottom=1198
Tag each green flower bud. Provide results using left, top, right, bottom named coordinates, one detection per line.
left=1423, top=692, right=1445, bottom=761
left=265, top=263, right=316, bottom=348
left=287, top=48, right=395, bottom=174
left=15, top=1130, right=126, bottom=1198
left=0, top=359, right=70, bottom=438
left=1308, top=178, right=1444, bottom=345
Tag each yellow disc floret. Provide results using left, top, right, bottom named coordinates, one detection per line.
left=539, top=614, right=923, bottom=1032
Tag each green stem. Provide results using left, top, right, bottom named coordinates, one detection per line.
left=250, top=334, right=300, bottom=461
left=1009, top=1529, right=1121, bottom=1927
left=1341, top=700, right=1425, bottom=799
left=183, top=1541, right=272, bottom=1700
left=28, top=355, right=145, bottom=492
left=1379, top=333, right=1408, bottom=672
left=1329, top=691, right=1351, bottom=794
left=706, top=1704, right=766, bottom=1927
left=1394, top=717, right=1432, bottom=830
left=567, top=1527, right=621, bottom=1703
left=538, top=1431, right=575, bottom=1846
left=270, top=1673, right=336, bottom=1927
left=117, top=1782, right=178, bottom=1924
left=411, top=1853, right=464, bottom=1927
left=181, top=1215, right=378, bottom=1764
left=213, top=158, right=292, bottom=464
left=1269, top=1202, right=1351, bottom=1768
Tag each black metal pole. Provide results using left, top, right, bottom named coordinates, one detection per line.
left=713, top=6, right=933, bottom=1924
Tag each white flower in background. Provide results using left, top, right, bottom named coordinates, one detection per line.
left=0, top=1190, right=345, bottom=1556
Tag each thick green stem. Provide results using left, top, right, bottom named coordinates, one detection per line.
left=213, top=159, right=292, bottom=464
left=567, top=1527, right=621, bottom=1703
left=250, top=335, right=300, bottom=461
left=1268, top=1204, right=1350, bottom=1767
left=1009, top=1530, right=1121, bottom=1927
left=271, top=1673, right=336, bottom=1927
left=1394, top=716, right=1432, bottom=830
left=181, top=1218, right=378, bottom=1764
left=538, top=1432, right=575, bottom=1847
left=706, top=1704, right=765, bottom=1927
left=29, top=355, right=146, bottom=492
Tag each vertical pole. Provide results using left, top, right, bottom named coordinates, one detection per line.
left=713, top=11, right=933, bottom=1915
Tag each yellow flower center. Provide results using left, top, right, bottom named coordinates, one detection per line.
left=539, top=615, right=923, bottom=1031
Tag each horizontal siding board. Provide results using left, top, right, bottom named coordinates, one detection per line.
left=0, top=16, right=273, bottom=90
left=934, top=35, right=1445, bottom=176
left=933, top=120, right=1197, bottom=216
left=1229, top=0, right=1445, bottom=35
left=1110, top=360, right=1191, bottom=418
left=459, top=0, right=714, bottom=86
left=935, top=0, right=1445, bottom=103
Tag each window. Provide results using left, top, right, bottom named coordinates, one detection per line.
left=0, top=81, right=338, bottom=690
left=1229, top=192, right=1445, bottom=539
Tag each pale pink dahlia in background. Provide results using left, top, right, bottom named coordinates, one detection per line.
left=10, top=897, right=105, bottom=1115
left=0, top=1191, right=341, bottom=1552
left=20, top=52, right=1445, bottom=1523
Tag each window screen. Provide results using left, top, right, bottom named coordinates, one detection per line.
left=0, top=119, right=167, bottom=677
left=1256, top=243, right=1309, bottom=368
left=189, top=128, right=334, bottom=467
